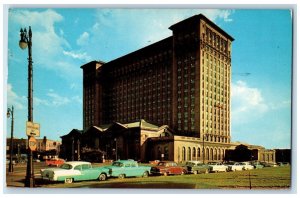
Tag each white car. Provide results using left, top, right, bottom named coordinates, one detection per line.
left=40, top=161, right=110, bottom=183
left=241, top=162, right=254, bottom=170
left=227, top=162, right=244, bottom=171
left=208, top=162, right=228, bottom=173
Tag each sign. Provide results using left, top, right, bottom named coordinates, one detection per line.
left=28, top=136, right=37, bottom=151
left=26, top=121, right=40, bottom=137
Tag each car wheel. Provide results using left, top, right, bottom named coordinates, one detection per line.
left=143, top=171, right=149, bottom=178
left=118, top=174, right=125, bottom=179
left=64, top=178, right=73, bottom=184
left=181, top=170, right=186, bottom=175
left=193, top=170, right=198, bottom=175
left=98, top=173, right=107, bottom=181
left=163, top=172, right=168, bottom=176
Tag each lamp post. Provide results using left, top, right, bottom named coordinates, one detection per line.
left=114, top=138, right=118, bottom=161
left=19, top=26, right=35, bottom=187
left=71, top=137, right=74, bottom=161
left=77, top=139, right=80, bottom=161
left=7, top=106, right=14, bottom=173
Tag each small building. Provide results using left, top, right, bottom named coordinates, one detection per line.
left=60, top=120, right=232, bottom=163
left=6, top=137, right=61, bottom=161
left=225, top=142, right=276, bottom=163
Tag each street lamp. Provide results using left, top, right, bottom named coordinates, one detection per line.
left=71, top=137, right=75, bottom=161
left=19, top=26, right=35, bottom=187
left=114, top=138, right=118, bottom=161
left=77, top=139, right=80, bottom=161
left=7, top=106, right=14, bottom=173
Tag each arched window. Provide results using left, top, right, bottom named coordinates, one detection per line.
left=182, top=147, right=186, bottom=161
left=214, top=148, right=217, bottom=160
left=164, top=146, right=169, bottom=160
left=193, top=147, right=196, bottom=158
left=218, top=148, right=221, bottom=160
left=197, top=148, right=201, bottom=158
left=210, top=148, right=214, bottom=161
left=206, top=148, right=210, bottom=160
left=188, top=147, right=191, bottom=161
left=178, top=147, right=181, bottom=162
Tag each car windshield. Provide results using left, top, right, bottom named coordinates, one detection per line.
left=60, top=164, right=72, bottom=170
left=112, top=162, right=123, bottom=167
left=186, top=162, right=195, bottom=166
left=157, top=162, right=166, bottom=166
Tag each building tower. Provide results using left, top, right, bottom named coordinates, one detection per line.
left=169, top=14, right=233, bottom=143
left=81, top=14, right=233, bottom=146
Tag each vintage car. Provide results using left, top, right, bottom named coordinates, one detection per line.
left=250, top=161, right=264, bottom=169
left=241, top=162, right=254, bottom=170
left=149, top=160, right=160, bottom=165
left=150, top=161, right=188, bottom=176
left=45, top=158, right=65, bottom=167
left=277, top=162, right=290, bottom=166
left=40, top=161, right=110, bottom=183
left=207, top=162, right=228, bottom=173
left=105, top=160, right=151, bottom=178
left=227, top=162, right=244, bottom=171
left=184, top=161, right=209, bottom=174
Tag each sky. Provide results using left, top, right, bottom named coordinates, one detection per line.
left=4, top=8, right=292, bottom=149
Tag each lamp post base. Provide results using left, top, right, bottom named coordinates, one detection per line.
left=8, top=163, right=13, bottom=173
left=24, top=176, right=35, bottom=187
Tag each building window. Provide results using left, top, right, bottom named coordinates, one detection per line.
left=182, top=147, right=186, bottom=161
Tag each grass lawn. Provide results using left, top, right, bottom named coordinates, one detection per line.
left=40, top=166, right=291, bottom=189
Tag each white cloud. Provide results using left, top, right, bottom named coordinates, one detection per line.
left=71, top=96, right=82, bottom=104
left=201, top=9, right=234, bottom=22
left=269, top=100, right=291, bottom=110
left=63, top=50, right=91, bottom=62
left=77, top=32, right=90, bottom=46
left=9, top=9, right=80, bottom=80
left=7, top=83, right=26, bottom=110
left=47, top=90, right=71, bottom=106
left=231, top=80, right=268, bottom=123
left=34, top=90, right=82, bottom=107
left=90, top=9, right=235, bottom=60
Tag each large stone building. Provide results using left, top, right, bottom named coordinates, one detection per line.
left=61, top=13, right=275, bottom=163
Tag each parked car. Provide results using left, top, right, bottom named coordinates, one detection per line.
left=151, top=161, right=188, bottom=176
left=40, top=161, right=110, bottom=183
left=277, top=162, right=290, bottom=166
left=227, top=162, right=244, bottom=171
left=149, top=160, right=160, bottom=165
left=241, top=162, right=254, bottom=170
left=45, top=158, right=65, bottom=167
left=207, top=162, right=228, bottom=173
left=261, top=162, right=278, bottom=167
left=251, top=161, right=264, bottom=169
left=105, top=160, right=151, bottom=178
left=184, top=161, right=209, bottom=174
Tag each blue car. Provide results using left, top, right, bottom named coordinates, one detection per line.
left=106, top=160, right=151, bottom=178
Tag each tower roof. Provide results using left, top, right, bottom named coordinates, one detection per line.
left=169, top=13, right=234, bottom=41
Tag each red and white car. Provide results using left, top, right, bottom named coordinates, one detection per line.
left=45, top=158, right=65, bottom=167
left=150, top=161, right=187, bottom=176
